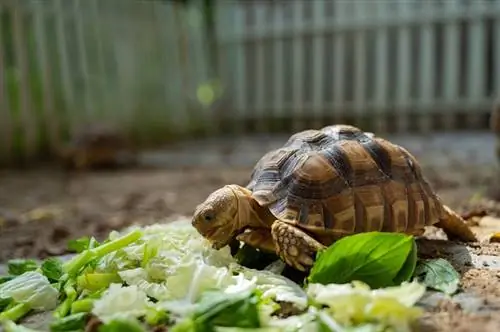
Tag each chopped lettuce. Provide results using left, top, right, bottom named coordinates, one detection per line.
left=306, top=281, right=426, bottom=331
left=0, top=218, right=429, bottom=331
left=171, top=289, right=262, bottom=332
left=7, top=260, right=38, bottom=276
left=0, top=271, right=59, bottom=311
left=92, top=284, right=153, bottom=323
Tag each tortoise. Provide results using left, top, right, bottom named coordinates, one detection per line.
left=192, top=124, right=477, bottom=271
left=58, top=123, right=137, bottom=170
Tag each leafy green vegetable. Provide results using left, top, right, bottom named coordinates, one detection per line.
left=392, top=239, right=418, bottom=285
left=307, top=281, right=426, bottom=330
left=0, top=219, right=430, bottom=331
left=1, top=319, right=42, bottom=332
left=172, top=289, right=261, bottom=332
left=41, top=258, right=63, bottom=283
left=0, top=271, right=58, bottom=318
left=0, top=304, right=31, bottom=322
left=0, top=297, right=12, bottom=311
left=91, top=284, right=152, bottom=323
left=308, top=232, right=416, bottom=288
left=414, top=258, right=460, bottom=295
left=67, top=236, right=99, bottom=253
left=63, top=229, right=143, bottom=277
left=234, top=244, right=279, bottom=270
left=53, top=282, right=77, bottom=319
left=0, top=276, right=15, bottom=285
left=7, top=260, right=38, bottom=276
left=98, top=318, right=147, bottom=332
left=77, top=273, right=122, bottom=292
left=50, top=312, right=88, bottom=332
left=71, top=298, right=95, bottom=314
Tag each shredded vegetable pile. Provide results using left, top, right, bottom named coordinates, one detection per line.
left=0, top=219, right=428, bottom=332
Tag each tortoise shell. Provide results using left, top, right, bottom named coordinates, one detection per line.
left=246, top=124, right=443, bottom=236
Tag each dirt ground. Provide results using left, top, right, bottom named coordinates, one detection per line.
left=1, top=131, right=500, bottom=331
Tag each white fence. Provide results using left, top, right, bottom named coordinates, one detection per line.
left=215, top=0, right=498, bottom=133
left=0, top=0, right=213, bottom=164
left=1, top=0, right=499, bottom=165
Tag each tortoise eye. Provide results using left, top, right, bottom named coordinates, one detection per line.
left=204, top=211, right=215, bottom=222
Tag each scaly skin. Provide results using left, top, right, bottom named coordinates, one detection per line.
left=191, top=184, right=327, bottom=271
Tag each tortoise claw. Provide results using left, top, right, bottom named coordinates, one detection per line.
left=271, top=220, right=325, bottom=271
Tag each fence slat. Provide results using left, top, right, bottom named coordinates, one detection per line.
left=74, top=0, right=93, bottom=121
left=0, top=4, right=13, bottom=163
left=332, top=1, right=346, bottom=123
left=11, top=2, right=37, bottom=159
left=374, top=1, right=389, bottom=132
left=395, top=1, right=412, bottom=133
left=312, top=0, right=325, bottom=128
left=291, top=1, right=304, bottom=131
left=54, top=0, right=76, bottom=137
left=467, top=0, right=487, bottom=128
left=418, top=0, right=435, bottom=133
left=353, top=1, right=367, bottom=126
left=32, top=0, right=59, bottom=152
left=272, top=3, right=284, bottom=121
left=443, top=0, right=460, bottom=130
left=233, top=3, right=246, bottom=132
left=254, top=3, right=266, bottom=131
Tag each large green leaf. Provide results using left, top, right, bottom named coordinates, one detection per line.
left=308, top=232, right=416, bottom=288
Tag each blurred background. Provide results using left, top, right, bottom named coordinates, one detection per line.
left=1, top=0, right=500, bottom=262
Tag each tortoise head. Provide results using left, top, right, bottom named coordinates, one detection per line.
left=192, top=185, right=250, bottom=250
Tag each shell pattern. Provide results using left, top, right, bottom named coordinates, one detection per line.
left=247, top=125, right=443, bottom=236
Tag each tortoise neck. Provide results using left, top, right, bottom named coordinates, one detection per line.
left=229, top=185, right=275, bottom=229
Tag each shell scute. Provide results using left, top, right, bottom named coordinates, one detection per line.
left=248, top=124, right=442, bottom=236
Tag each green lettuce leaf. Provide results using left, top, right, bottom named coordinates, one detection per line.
left=7, top=260, right=38, bottom=276
left=41, top=258, right=64, bottom=283
left=308, top=232, right=416, bottom=288
left=0, top=271, right=58, bottom=310
left=172, top=289, right=261, bottom=332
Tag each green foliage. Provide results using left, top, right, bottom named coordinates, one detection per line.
left=49, top=312, right=88, bottom=332
left=414, top=258, right=461, bottom=295
left=7, top=260, right=38, bottom=276
left=172, top=290, right=261, bottom=332
left=308, top=232, right=417, bottom=288
left=98, top=318, right=147, bottom=332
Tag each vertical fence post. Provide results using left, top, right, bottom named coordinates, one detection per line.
left=54, top=0, right=76, bottom=138
left=418, top=0, right=435, bottom=133
left=395, top=1, right=411, bottom=133
left=89, top=0, right=107, bottom=118
left=312, top=1, right=325, bottom=129
left=254, top=2, right=267, bottom=132
left=467, top=0, right=486, bottom=129
left=74, top=0, right=94, bottom=123
left=233, top=3, right=246, bottom=135
left=11, top=1, right=37, bottom=160
left=353, top=1, right=368, bottom=129
left=0, top=4, right=13, bottom=164
left=332, top=0, right=346, bottom=125
left=374, top=1, right=389, bottom=133
left=443, top=0, right=460, bottom=131
left=272, top=2, right=284, bottom=130
left=32, top=0, right=59, bottom=153
left=291, top=1, right=304, bottom=132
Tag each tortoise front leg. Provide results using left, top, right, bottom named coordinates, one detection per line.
left=271, top=220, right=326, bottom=271
left=236, top=228, right=276, bottom=253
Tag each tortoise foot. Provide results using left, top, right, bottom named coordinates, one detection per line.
left=271, top=220, right=326, bottom=272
